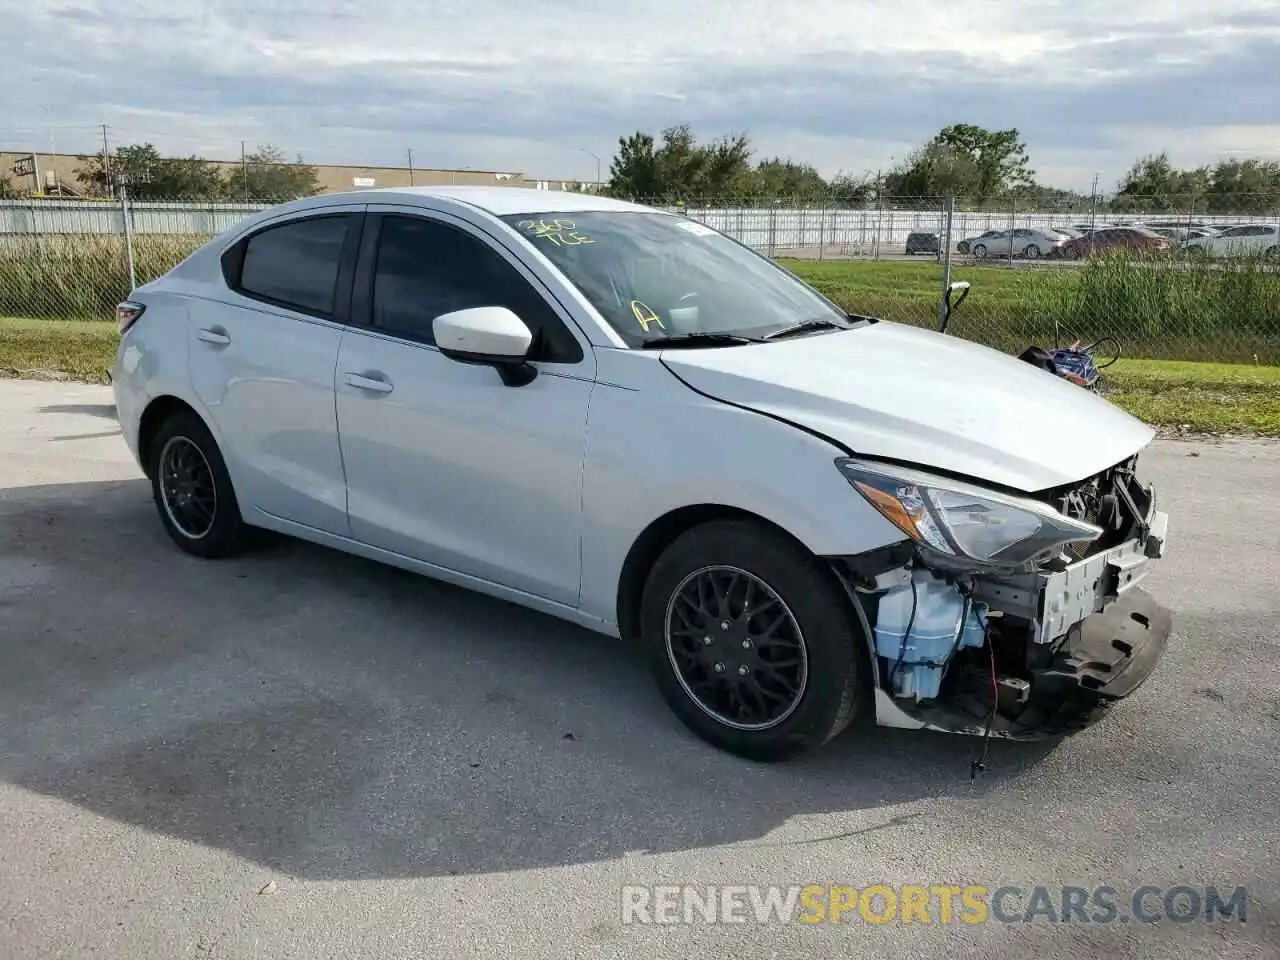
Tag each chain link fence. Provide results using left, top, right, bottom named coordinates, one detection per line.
left=3, top=192, right=1278, bottom=364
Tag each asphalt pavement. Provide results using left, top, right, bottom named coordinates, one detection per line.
left=1, top=379, right=1278, bottom=959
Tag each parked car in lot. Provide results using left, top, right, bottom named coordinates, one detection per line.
left=111, top=186, right=1173, bottom=762
left=955, top=230, right=999, bottom=255
left=1136, top=221, right=1222, bottom=243
left=904, top=231, right=940, bottom=255
left=959, top=227, right=1070, bottom=259
left=1146, top=226, right=1219, bottom=242
left=1182, top=223, right=1280, bottom=258
left=1052, top=226, right=1172, bottom=259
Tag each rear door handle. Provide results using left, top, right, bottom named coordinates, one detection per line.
left=196, top=327, right=231, bottom=345
left=343, top=372, right=394, bottom=394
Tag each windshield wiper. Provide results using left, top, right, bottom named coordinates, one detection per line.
left=639, top=332, right=758, bottom=349
left=762, top=318, right=848, bottom=341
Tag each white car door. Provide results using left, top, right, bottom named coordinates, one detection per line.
left=333, top=207, right=597, bottom=607
left=189, top=206, right=364, bottom=536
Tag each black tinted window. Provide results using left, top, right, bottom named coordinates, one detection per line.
left=371, top=215, right=581, bottom=362
left=237, top=215, right=350, bottom=315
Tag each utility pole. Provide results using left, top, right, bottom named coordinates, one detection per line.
left=241, top=141, right=248, bottom=197
left=101, top=123, right=112, bottom=194
left=407, top=148, right=415, bottom=186
left=1089, top=172, right=1099, bottom=257
left=580, top=148, right=601, bottom=189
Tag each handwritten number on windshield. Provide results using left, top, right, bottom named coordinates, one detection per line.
left=516, top=219, right=596, bottom=246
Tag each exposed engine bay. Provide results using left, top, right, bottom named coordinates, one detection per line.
left=831, top=454, right=1172, bottom=741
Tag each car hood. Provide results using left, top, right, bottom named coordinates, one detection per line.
left=660, top=321, right=1155, bottom=492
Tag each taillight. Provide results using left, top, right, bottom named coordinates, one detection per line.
left=116, top=299, right=145, bottom=335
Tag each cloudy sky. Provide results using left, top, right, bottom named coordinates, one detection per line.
left=3, top=1, right=1277, bottom=192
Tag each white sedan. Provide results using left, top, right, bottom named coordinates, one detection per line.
left=110, top=186, right=1172, bottom=761
left=1182, top=224, right=1280, bottom=258
left=959, top=227, right=1070, bottom=259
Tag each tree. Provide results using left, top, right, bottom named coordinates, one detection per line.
left=931, top=124, right=1036, bottom=200
left=882, top=141, right=983, bottom=199
left=1204, top=158, right=1280, bottom=215
left=1111, top=153, right=1210, bottom=213
left=0, top=170, right=16, bottom=199
left=827, top=171, right=877, bottom=206
left=1111, top=153, right=1280, bottom=215
left=748, top=159, right=829, bottom=201
left=606, top=131, right=662, bottom=198
left=606, top=125, right=755, bottom=200
left=224, top=144, right=321, bottom=201
left=879, top=124, right=1037, bottom=202
left=74, top=143, right=224, bottom=200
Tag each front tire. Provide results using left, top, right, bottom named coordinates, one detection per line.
left=639, top=519, right=866, bottom=762
left=147, top=411, right=249, bottom=559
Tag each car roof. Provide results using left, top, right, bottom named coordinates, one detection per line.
left=274, top=186, right=655, bottom=217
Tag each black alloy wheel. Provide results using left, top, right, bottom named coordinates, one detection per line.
left=639, top=519, right=867, bottom=762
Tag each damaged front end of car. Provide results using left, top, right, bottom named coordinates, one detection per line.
left=828, top=454, right=1172, bottom=741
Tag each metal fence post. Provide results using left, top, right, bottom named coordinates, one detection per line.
left=767, top=203, right=777, bottom=257
left=1008, top=197, right=1016, bottom=267
left=120, top=183, right=137, bottom=292
left=874, top=196, right=884, bottom=261
left=939, top=195, right=956, bottom=331
left=818, top=196, right=827, bottom=261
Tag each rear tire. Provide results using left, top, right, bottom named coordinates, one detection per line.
left=147, top=411, right=249, bottom=559
left=973, top=243, right=988, bottom=259
left=1024, top=244, right=1040, bottom=259
left=639, top=519, right=866, bottom=762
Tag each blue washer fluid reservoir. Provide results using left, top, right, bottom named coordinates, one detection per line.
left=873, top=568, right=988, bottom=701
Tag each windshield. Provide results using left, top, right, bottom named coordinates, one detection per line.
left=499, top=211, right=853, bottom=344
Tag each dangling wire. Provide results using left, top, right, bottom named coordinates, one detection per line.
left=970, top=610, right=998, bottom=780
left=886, top=571, right=919, bottom=691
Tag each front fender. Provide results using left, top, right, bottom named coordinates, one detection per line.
left=576, top=370, right=904, bottom=627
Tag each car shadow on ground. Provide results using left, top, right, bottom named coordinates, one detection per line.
left=37, top=403, right=119, bottom=419
left=0, top=478, right=1061, bottom=882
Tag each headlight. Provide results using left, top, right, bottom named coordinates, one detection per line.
left=836, top=458, right=1102, bottom=568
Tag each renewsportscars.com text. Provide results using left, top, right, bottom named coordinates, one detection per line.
left=620, top=884, right=1249, bottom=926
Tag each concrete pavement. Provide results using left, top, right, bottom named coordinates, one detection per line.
left=1, top=379, right=1278, bottom=959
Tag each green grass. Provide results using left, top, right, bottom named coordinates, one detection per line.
left=3, top=316, right=1277, bottom=436
left=0, top=316, right=119, bottom=383
left=1101, top=358, right=1280, bottom=435
left=782, top=257, right=1280, bottom=364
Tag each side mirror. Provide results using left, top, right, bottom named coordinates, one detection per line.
left=434, top=306, right=537, bottom=387
left=939, top=280, right=971, bottom=334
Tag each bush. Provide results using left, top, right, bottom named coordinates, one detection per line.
left=0, top=234, right=204, bottom=321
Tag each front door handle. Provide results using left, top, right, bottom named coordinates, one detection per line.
left=343, top=372, right=394, bottom=394
left=196, top=327, right=231, bottom=346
